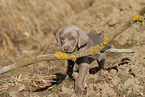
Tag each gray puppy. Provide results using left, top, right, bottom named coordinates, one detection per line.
left=56, top=24, right=105, bottom=95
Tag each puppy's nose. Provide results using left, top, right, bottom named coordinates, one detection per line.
left=64, top=47, right=69, bottom=51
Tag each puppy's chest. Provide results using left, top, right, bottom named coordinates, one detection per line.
left=77, top=41, right=101, bottom=61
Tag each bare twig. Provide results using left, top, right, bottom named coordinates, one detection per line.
left=0, top=7, right=145, bottom=74
left=107, top=48, right=134, bottom=53
left=0, top=48, right=134, bottom=74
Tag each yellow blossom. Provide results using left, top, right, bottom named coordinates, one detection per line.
left=54, top=52, right=68, bottom=60
left=24, top=58, right=29, bottom=60
left=71, top=55, right=76, bottom=58
left=90, top=45, right=99, bottom=49
left=100, top=43, right=104, bottom=46
left=103, top=37, right=108, bottom=42
left=90, top=47, right=94, bottom=49
left=99, top=46, right=104, bottom=50
left=90, top=46, right=95, bottom=49
left=71, top=55, right=76, bottom=62
left=103, top=41, right=107, bottom=45
left=62, top=54, right=69, bottom=60
left=132, top=13, right=141, bottom=21
left=132, top=14, right=145, bottom=26
left=90, top=50, right=95, bottom=55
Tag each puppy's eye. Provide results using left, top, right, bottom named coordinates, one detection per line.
left=72, top=38, right=76, bottom=40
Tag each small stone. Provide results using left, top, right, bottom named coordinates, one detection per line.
left=61, top=85, right=74, bottom=94
left=9, top=91, right=17, bottom=97
left=18, top=84, right=25, bottom=91
left=111, top=76, right=121, bottom=86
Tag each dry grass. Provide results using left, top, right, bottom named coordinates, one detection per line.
left=0, top=72, right=56, bottom=94
left=0, top=60, right=65, bottom=94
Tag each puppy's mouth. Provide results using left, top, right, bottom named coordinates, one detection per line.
left=61, top=47, right=77, bottom=54
left=62, top=49, right=75, bottom=54
left=64, top=51, right=74, bottom=54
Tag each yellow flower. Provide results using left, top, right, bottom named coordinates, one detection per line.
left=54, top=52, right=68, bottom=60
left=90, top=50, right=94, bottom=55
left=62, top=54, right=69, bottom=60
left=71, top=55, right=76, bottom=58
left=90, top=45, right=99, bottom=50
left=103, top=41, right=107, bottom=45
left=132, top=13, right=141, bottom=21
left=24, top=58, right=29, bottom=60
left=103, top=37, right=108, bottom=41
left=90, top=46, right=95, bottom=49
left=99, top=46, right=104, bottom=50
left=54, top=52, right=60, bottom=58
left=90, top=47, right=95, bottom=49
left=71, top=55, right=76, bottom=62
left=90, top=53, right=93, bottom=55
left=54, top=52, right=60, bottom=56
left=100, top=43, right=104, bottom=47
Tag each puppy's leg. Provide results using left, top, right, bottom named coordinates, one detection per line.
left=67, top=60, right=75, bottom=79
left=75, top=57, right=89, bottom=95
left=97, top=53, right=105, bottom=75
left=97, top=53, right=105, bottom=69
left=97, top=59, right=105, bottom=70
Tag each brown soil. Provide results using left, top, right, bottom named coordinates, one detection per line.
left=0, top=0, right=145, bottom=97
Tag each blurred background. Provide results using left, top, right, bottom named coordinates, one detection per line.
left=0, top=0, right=95, bottom=66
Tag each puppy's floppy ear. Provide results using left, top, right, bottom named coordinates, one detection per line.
left=77, top=30, right=89, bottom=47
left=56, top=28, right=62, bottom=45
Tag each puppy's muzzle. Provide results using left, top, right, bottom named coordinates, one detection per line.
left=62, top=45, right=76, bottom=53
left=63, top=47, right=69, bottom=52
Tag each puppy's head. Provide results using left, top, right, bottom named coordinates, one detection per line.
left=56, top=24, right=88, bottom=53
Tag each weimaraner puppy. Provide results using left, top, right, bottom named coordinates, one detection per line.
left=56, top=24, right=105, bottom=96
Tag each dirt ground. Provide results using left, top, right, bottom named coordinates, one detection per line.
left=0, top=0, right=145, bottom=97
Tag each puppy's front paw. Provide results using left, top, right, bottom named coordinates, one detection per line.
left=98, top=69, right=104, bottom=76
left=75, top=87, right=84, bottom=96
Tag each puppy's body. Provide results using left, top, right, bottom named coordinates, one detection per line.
left=56, top=24, right=105, bottom=95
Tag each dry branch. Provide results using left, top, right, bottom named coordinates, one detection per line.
left=107, top=7, right=145, bottom=45
left=0, top=7, right=145, bottom=74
